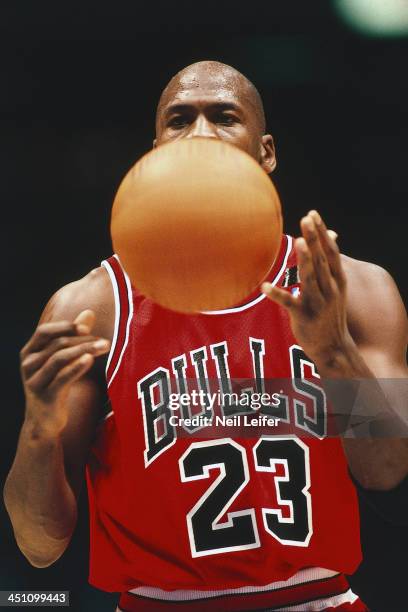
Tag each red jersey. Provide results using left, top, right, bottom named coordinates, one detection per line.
left=86, top=235, right=363, bottom=610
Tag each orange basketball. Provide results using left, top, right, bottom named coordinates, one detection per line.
left=110, top=138, right=283, bottom=313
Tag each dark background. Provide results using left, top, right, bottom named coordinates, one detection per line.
left=1, top=1, right=407, bottom=610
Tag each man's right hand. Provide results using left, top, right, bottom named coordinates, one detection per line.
left=20, top=309, right=110, bottom=437
left=4, top=269, right=114, bottom=567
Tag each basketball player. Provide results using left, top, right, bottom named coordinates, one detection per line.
left=4, top=62, right=408, bottom=611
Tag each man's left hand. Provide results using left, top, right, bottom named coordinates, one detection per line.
left=262, top=210, right=354, bottom=366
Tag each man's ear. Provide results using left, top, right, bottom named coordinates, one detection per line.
left=153, top=139, right=157, bottom=148
left=260, top=134, right=276, bottom=174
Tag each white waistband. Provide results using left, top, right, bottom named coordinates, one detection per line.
left=128, top=567, right=339, bottom=601
left=279, top=588, right=358, bottom=611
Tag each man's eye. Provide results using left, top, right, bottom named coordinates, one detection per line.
left=168, top=116, right=188, bottom=128
left=216, top=114, right=238, bottom=126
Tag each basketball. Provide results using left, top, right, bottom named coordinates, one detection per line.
left=110, top=137, right=283, bottom=313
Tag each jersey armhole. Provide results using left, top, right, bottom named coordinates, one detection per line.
left=101, top=255, right=134, bottom=387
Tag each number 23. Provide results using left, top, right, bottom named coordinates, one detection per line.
left=179, top=437, right=312, bottom=557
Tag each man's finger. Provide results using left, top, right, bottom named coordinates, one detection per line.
left=309, top=211, right=345, bottom=290
left=26, top=339, right=110, bottom=392
left=49, top=354, right=95, bottom=393
left=74, top=310, right=96, bottom=335
left=21, top=321, right=80, bottom=356
left=295, top=236, right=326, bottom=312
left=21, top=335, right=105, bottom=379
left=301, top=214, right=333, bottom=299
left=261, top=282, right=297, bottom=310
left=21, top=310, right=97, bottom=359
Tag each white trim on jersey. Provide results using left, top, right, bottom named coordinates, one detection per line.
left=101, top=259, right=120, bottom=375
left=109, top=256, right=134, bottom=388
left=127, top=566, right=338, bottom=601
left=279, top=588, right=358, bottom=611
left=102, top=255, right=134, bottom=388
left=200, top=235, right=293, bottom=315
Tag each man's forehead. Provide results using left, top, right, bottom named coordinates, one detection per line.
left=178, top=67, right=241, bottom=91
left=164, top=70, right=250, bottom=109
left=169, top=87, right=239, bottom=105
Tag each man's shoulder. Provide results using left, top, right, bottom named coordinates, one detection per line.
left=341, top=253, right=392, bottom=289
left=43, top=265, right=114, bottom=339
left=341, top=253, right=398, bottom=310
left=51, top=265, right=112, bottom=313
left=341, top=254, right=405, bottom=344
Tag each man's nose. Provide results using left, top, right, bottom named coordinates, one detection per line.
left=186, top=115, right=217, bottom=139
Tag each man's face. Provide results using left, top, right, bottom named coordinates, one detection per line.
left=155, top=66, right=275, bottom=173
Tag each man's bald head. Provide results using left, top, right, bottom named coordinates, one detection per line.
left=156, top=61, right=266, bottom=136
left=154, top=60, right=276, bottom=174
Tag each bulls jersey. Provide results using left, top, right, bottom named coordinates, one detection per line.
left=86, top=235, right=363, bottom=610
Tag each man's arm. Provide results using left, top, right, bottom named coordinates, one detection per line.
left=335, top=257, right=408, bottom=490
left=3, top=268, right=113, bottom=567
left=262, top=211, right=408, bottom=491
